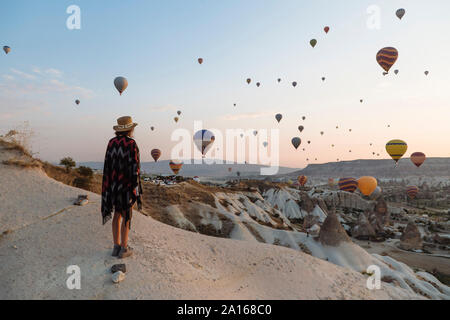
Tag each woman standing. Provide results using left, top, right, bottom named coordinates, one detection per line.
left=101, top=116, right=143, bottom=259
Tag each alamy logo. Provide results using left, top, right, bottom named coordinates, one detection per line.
left=66, top=5, right=81, bottom=30
left=66, top=265, right=81, bottom=290
left=366, top=5, right=381, bottom=30
left=366, top=265, right=381, bottom=290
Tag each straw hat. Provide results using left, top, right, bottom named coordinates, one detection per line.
left=113, top=116, right=138, bottom=132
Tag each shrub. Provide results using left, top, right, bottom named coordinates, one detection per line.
left=77, top=166, right=93, bottom=178
left=60, top=157, right=76, bottom=172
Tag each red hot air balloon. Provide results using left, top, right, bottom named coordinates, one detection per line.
left=198, top=58, right=203, bottom=64
left=169, top=161, right=183, bottom=175
left=298, top=175, right=307, bottom=186
left=151, top=149, right=161, bottom=162
left=324, top=26, right=330, bottom=34
left=406, top=186, right=419, bottom=199
left=410, top=152, right=426, bottom=168
left=338, top=177, right=358, bottom=193
left=376, top=47, right=398, bottom=73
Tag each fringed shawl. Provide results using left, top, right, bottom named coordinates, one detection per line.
left=101, top=135, right=142, bottom=228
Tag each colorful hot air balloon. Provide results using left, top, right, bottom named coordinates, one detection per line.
left=194, top=129, right=215, bottom=156
left=169, top=160, right=183, bottom=175
left=298, top=175, right=307, bottom=186
left=357, top=176, right=378, bottom=196
left=386, top=139, right=407, bottom=163
left=246, top=78, right=251, bottom=84
left=396, top=8, right=406, bottom=20
left=338, top=177, right=358, bottom=193
left=151, top=149, right=161, bottom=162
left=3, top=46, right=11, bottom=54
left=298, top=125, right=304, bottom=133
left=291, top=137, right=301, bottom=150
left=198, top=58, right=203, bottom=64
left=310, top=39, right=317, bottom=48
left=292, top=81, right=297, bottom=87
left=75, top=99, right=80, bottom=105
left=410, top=152, right=426, bottom=168
left=114, top=77, right=128, bottom=95
left=376, top=47, right=398, bottom=73
left=275, top=114, right=282, bottom=123
left=406, top=186, right=419, bottom=199
left=174, top=117, right=179, bottom=123
left=324, top=26, right=330, bottom=34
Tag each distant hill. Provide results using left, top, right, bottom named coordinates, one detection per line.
left=284, top=158, right=450, bottom=179
left=80, top=159, right=298, bottom=177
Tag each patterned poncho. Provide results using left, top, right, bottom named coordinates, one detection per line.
left=101, top=135, right=143, bottom=228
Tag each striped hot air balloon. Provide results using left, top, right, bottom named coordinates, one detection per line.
left=406, top=186, right=419, bottom=199
left=151, top=149, right=161, bottom=162
left=298, top=175, right=307, bottom=186
left=386, top=139, right=407, bottom=163
left=169, top=161, right=183, bottom=175
left=376, top=47, right=398, bottom=73
left=328, top=178, right=335, bottom=187
left=338, top=177, right=358, bottom=193
left=410, top=152, right=426, bottom=168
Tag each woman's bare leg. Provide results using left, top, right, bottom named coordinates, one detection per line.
left=112, top=212, right=122, bottom=246
left=120, top=216, right=130, bottom=248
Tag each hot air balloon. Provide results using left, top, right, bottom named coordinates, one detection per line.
left=386, top=139, right=407, bottom=163
left=394, top=69, right=399, bottom=75
left=292, top=81, right=297, bottom=87
left=75, top=99, right=80, bottom=105
left=256, top=82, right=261, bottom=87
left=228, top=167, right=232, bottom=172
left=150, top=126, right=155, bottom=131
left=174, top=117, right=179, bottom=123
left=194, top=129, right=215, bottom=156
left=320, top=131, right=324, bottom=136
left=310, top=39, right=317, bottom=48
left=424, top=71, right=429, bottom=76
left=263, top=141, right=268, bottom=148
left=291, top=137, right=301, bottom=150
left=240, top=133, right=244, bottom=138
left=114, top=77, right=128, bottom=95
left=3, top=46, right=11, bottom=54
left=349, top=129, right=352, bottom=132
left=298, top=175, right=307, bottom=186
left=406, top=186, right=419, bottom=199
left=307, top=140, right=311, bottom=144
left=410, top=152, right=426, bottom=168
left=151, top=149, right=161, bottom=162
left=246, top=78, right=251, bottom=84
left=275, top=113, right=282, bottom=123
left=357, top=176, right=378, bottom=196
left=324, top=26, right=330, bottom=34
left=198, top=58, right=203, bottom=64
left=336, top=126, right=339, bottom=129
left=322, top=77, right=326, bottom=82
left=370, top=186, right=382, bottom=200
left=331, top=144, right=334, bottom=147
left=277, top=78, right=281, bottom=83
left=376, top=47, right=398, bottom=73
left=302, top=116, right=306, bottom=120
left=253, top=130, right=258, bottom=136
left=298, top=125, right=304, bottom=133
left=169, top=160, right=183, bottom=175
left=360, top=99, right=363, bottom=103
left=338, top=177, right=358, bottom=193
left=177, top=110, right=181, bottom=116
left=396, top=8, right=406, bottom=20
left=233, top=103, right=236, bottom=107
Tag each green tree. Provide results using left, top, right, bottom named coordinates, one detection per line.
left=60, top=157, right=76, bottom=173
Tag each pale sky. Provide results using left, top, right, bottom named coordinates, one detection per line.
left=1, top=0, right=449, bottom=168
